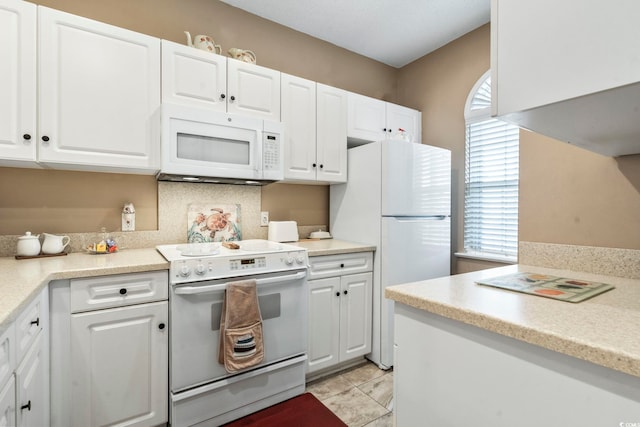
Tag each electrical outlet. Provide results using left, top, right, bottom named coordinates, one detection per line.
left=260, top=211, right=269, bottom=226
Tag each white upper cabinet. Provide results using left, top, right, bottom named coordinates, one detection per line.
left=38, top=6, right=161, bottom=173
left=491, top=0, right=640, bottom=156
left=227, top=58, right=281, bottom=121
left=316, top=83, right=347, bottom=183
left=347, top=91, right=422, bottom=144
left=0, top=0, right=37, bottom=166
left=161, top=39, right=227, bottom=112
left=162, top=40, right=281, bottom=121
left=281, top=75, right=347, bottom=183
left=281, top=73, right=317, bottom=181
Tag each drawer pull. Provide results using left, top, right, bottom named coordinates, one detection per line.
left=119, top=288, right=127, bottom=295
left=30, top=318, right=39, bottom=327
left=340, top=264, right=345, bottom=268
left=21, top=401, right=31, bottom=411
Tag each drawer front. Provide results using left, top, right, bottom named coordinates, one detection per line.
left=0, top=324, right=15, bottom=389
left=15, top=290, right=45, bottom=363
left=308, top=252, right=373, bottom=280
left=70, top=271, right=168, bottom=313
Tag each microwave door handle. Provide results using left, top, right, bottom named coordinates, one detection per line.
left=173, top=271, right=307, bottom=295
left=255, top=129, right=263, bottom=174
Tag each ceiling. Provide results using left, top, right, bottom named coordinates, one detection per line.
left=219, top=0, right=491, bottom=68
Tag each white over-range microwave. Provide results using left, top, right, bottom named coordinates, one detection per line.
left=156, top=104, right=283, bottom=184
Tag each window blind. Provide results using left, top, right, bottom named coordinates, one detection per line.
left=464, top=118, right=519, bottom=258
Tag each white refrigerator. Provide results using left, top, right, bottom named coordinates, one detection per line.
left=330, top=139, right=451, bottom=369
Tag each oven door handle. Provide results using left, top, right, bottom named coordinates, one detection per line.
left=173, top=270, right=307, bottom=295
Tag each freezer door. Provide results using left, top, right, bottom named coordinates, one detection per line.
left=381, top=140, right=451, bottom=216
left=379, top=216, right=451, bottom=367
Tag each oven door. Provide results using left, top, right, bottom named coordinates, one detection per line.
left=170, top=269, right=307, bottom=392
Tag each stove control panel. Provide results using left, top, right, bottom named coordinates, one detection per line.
left=168, top=249, right=309, bottom=283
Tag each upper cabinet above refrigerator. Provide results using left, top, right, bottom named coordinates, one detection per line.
left=347, top=92, right=422, bottom=145
left=491, top=0, right=640, bottom=157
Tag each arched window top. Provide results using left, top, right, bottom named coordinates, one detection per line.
left=464, top=70, right=491, bottom=121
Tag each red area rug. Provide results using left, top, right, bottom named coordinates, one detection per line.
left=223, top=392, right=347, bottom=427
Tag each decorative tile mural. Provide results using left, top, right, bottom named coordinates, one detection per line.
left=187, top=204, right=241, bottom=243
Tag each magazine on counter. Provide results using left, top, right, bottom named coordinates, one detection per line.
left=476, top=272, right=614, bottom=303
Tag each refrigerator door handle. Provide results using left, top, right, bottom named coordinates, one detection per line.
left=392, top=215, right=449, bottom=222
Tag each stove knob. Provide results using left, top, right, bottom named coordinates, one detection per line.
left=195, top=264, right=206, bottom=275
left=179, top=265, right=191, bottom=278
left=285, top=256, right=294, bottom=266
left=295, top=255, right=305, bottom=265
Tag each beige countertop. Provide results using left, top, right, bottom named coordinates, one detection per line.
left=0, top=248, right=168, bottom=331
left=385, top=264, right=640, bottom=378
left=0, top=239, right=372, bottom=331
left=293, top=239, right=376, bottom=256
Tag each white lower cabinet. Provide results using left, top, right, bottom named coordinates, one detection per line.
left=15, top=333, right=46, bottom=427
left=0, top=287, right=48, bottom=427
left=307, top=252, right=373, bottom=374
left=0, top=375, right=15, bottom=427
left=70, top=302, right=168, bottom=427
left=50, top=271, right=169, bottom=427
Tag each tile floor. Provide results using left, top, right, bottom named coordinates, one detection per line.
left=306, top=362, right=394, bottom=427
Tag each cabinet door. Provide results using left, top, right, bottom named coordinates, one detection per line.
left=0, top=324, right=14, bottom=392
left=15, top=333, right=47, bottom=427
left=307, top=277, right=341, bottom=374
left=316, top=83, right=347, bottom=183
left=227, top=58, right=280, bottom=121
left=281, top=73, right=317, bottom=181
left=70, top=301, right=168, bottom=427
left=0, top=0, right=36, bottom=165
left=161, top=39, right=227, bottom=111
left=15, top=289, right=45, bottom=364
left=0, top=375, right=15, bottom=427
left=38, top=6, right=161, bottom=173
left=347, top=92, right=386, bottom=142
left=340, top=272, right=372, bottom=361
left=386, top=103, right=421, bottom=144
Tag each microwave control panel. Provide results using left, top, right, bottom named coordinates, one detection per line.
left=263, top=133, right=280, bottom=171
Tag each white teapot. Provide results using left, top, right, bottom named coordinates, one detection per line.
left=41, top=233, right=71, bottom=255
left=16, top=231, right=41, bottom=257
left=185, top=31, right=222, bottom=54
left=227, top=48, right=256, bottom=64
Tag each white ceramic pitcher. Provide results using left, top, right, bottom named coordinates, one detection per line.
left=185, top=31, right=222, bottom=54
left=42, top=233, right=70, bottom=254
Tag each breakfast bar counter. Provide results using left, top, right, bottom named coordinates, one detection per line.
left=386, top=264, right=640, bottom=426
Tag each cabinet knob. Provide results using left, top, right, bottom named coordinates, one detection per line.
left=220, top=94, right=226, bottom=99
left=23, top=134, right=31, bottom=140
left=343, top=290, right=348, bottom=295
left=340, top=263, right=345, bottom=268
left=21, top=401, right=31, bottom=412
left=388, top=129, right=392, bottom=133
left=335, top=291, right=340, bottom=297
left=119, top=288, right=127, bottom=295
left=230, top=95, right=235, bottom=101
left=30, top=318, right=40, bottom=327
left=41, top=135, right=50, bottom=142
left=312, top=163, right=317, bottom=168
left=158, top=323, right=165, bottom=330
left=319, top=164, right=324, bottom=169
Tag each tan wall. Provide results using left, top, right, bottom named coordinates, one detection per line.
left=1, top=0, right=396, bottom=236
left=519, top=132, right=640, bottom=249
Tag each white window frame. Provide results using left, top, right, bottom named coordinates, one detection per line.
left=459, top=70, right=519, bottom=264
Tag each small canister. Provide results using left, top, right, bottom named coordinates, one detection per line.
left=17, top=231, right=41, bottom=256
left=122, top=203, right=135, bottom=232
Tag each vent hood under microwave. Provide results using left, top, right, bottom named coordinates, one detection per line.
left=157, top=104, right=284, bottom=185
